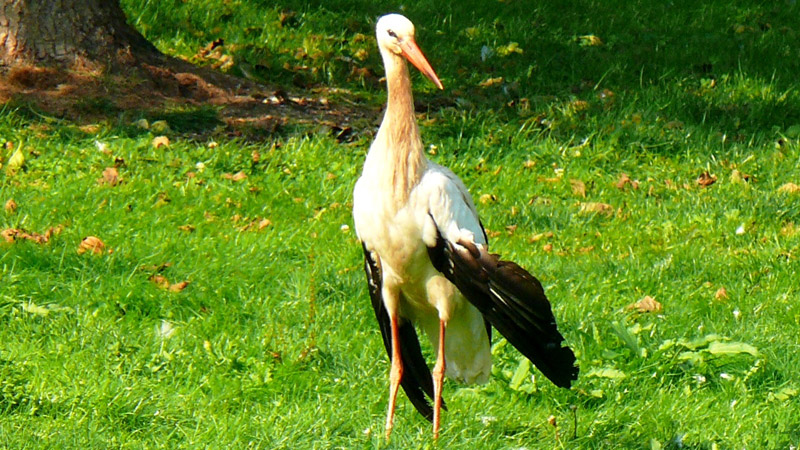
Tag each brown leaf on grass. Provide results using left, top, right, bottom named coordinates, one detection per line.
left=530, top=231, right=554, bottom=242
left=150, top=275, right=190, bottom=292
left=697, top=171, right=717, bottom=187
left=780, top=222, right=798, bottom=237
left=778, top=182, right=800, bottom=194
left=523, top=159, right=536, bottom=169
left=223, top=171, right=248, bottom=182
left=1, top=228, right=18, bottom=243
left=578, top=245, right=595, bottom=254
left=542, top=243, right=554, bottom=253
left=626, top=295, right=662, bottom=313
left=2, top=226, right=61, bottom=244
left=579, top=202, right=614, bottom=216
left=251, top=150, right=261, bottom=163
left=178, top=224, right=196, bottom=232
left=715, top=287, right=729, bottom=300
left=570, top=179, right=586, bottom=198
left=579, top=34, right=604, bottom=46
left=168, top=281, right=190, bottom=292
left=238, top=217, right=272, bottom=232
left=478, top=77, right=504, bottom=88
left=616, top=173, right=631, bottom=190
left=77, top=236, right=108, bottom=254
left=4, top=199, right=17, bottom=214
left=485, top=229, right=501, bottom=238
left=152, top=136, right=170, bottom=148
left=149, top=274, right=170, bottom=288
left=97, top=167, right=120, bottom=186
left=479, top=193, right=497, bottom=204
left=570, top=100, right=589, bottom=112
left=505, top=225, right=518, bottom=235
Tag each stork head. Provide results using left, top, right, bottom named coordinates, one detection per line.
left=376, top=14, right=443, bottom=90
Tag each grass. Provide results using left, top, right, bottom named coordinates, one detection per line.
left=2, top=0, right=800, bottom=448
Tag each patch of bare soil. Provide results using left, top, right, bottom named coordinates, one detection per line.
left=0, top=55, right=376, bottom=139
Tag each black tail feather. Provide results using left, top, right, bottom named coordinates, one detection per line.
left=427, top=232, right=578, bottom=388
left=363, top=244, right=445, bottom=421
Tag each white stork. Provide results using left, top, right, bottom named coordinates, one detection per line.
left=352, top=14, right=578, bottom=439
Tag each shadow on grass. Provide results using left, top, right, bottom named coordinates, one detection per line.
left=4, top=1, right=798, bottom=142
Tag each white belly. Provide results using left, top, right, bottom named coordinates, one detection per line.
left=353, top=177, right=491, bottom=384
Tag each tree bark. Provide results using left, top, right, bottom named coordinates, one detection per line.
left=0, top=0, right=161, bottom=68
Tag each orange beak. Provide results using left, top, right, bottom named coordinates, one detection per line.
left=400, top=39, right=444, bottom=90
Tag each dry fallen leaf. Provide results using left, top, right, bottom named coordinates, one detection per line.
left=715, top=287, right=729, bottom=300
left=98, top=167, right=120, bottom=186
left=4, top=199, right=17, bottom=214
left=778, top=182, right=800, bottom=194
left=697, top=171, right=717, bottom=187
left=570, top=100, right=589, bottom=112
left=479, top=193, right=497, bottom=204
left=149, top=274, right=170, bottom=288
left=780, top=222, right=797, bottom=237
left=178, top=224, right=196, bottom=232
left=570, top=179, right=586, bottom=198
left=486, top=229, right=501, bottom=238
left=542, top=243, right=554, bottom=253
left=169, top=281, right=190, bottom=292
left=523, top=159, right=536, bottom=169
left=258, top=218, right=272, bottom=229
left=626, top=295, right=662, bottom=313
left=478, top=77, right=504, bottom=88
left=152, top=136, right=170, bottom=148
left=616, top=173, right=631, bottom=190
left=78, top=236, right=107, bottom=255
left=579, top=34, right=604, bottom=46
left=505, top=225, right=518, bottom=235
left=2, top=227, right=59, bottom=244
left=223, top=171, right=248, bottom=182
left=530, top=231, right=554, bottom=242
left=1, top=228, right=17, bottom=243
left=579, top=202, right=615, bottom=216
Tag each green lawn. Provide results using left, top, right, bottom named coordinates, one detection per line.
left=2, top=0, right=800, bottom=448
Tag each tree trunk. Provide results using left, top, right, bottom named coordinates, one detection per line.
left=0, top=0, right=161, bottom=68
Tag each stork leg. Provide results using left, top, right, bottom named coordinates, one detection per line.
left=432, top=319, right=446, bottom=439
left=385, top=313, right=404, bottom=439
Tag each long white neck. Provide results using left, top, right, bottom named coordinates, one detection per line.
left=367, top=49, right=427, bottom=205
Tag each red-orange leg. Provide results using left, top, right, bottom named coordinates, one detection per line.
left=432, top=319, right=446, bottom=439
left=385, top=314, right=404, bottom=439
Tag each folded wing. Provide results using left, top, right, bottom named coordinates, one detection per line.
left=426, top=222, right=579, bottom=388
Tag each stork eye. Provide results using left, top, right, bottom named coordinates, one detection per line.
left=387, top=29, right=398, bottom=38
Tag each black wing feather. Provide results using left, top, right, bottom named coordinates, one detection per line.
left=362, top=244, right=445, bottom=422
left=426, top=221, right=578, bottom=388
